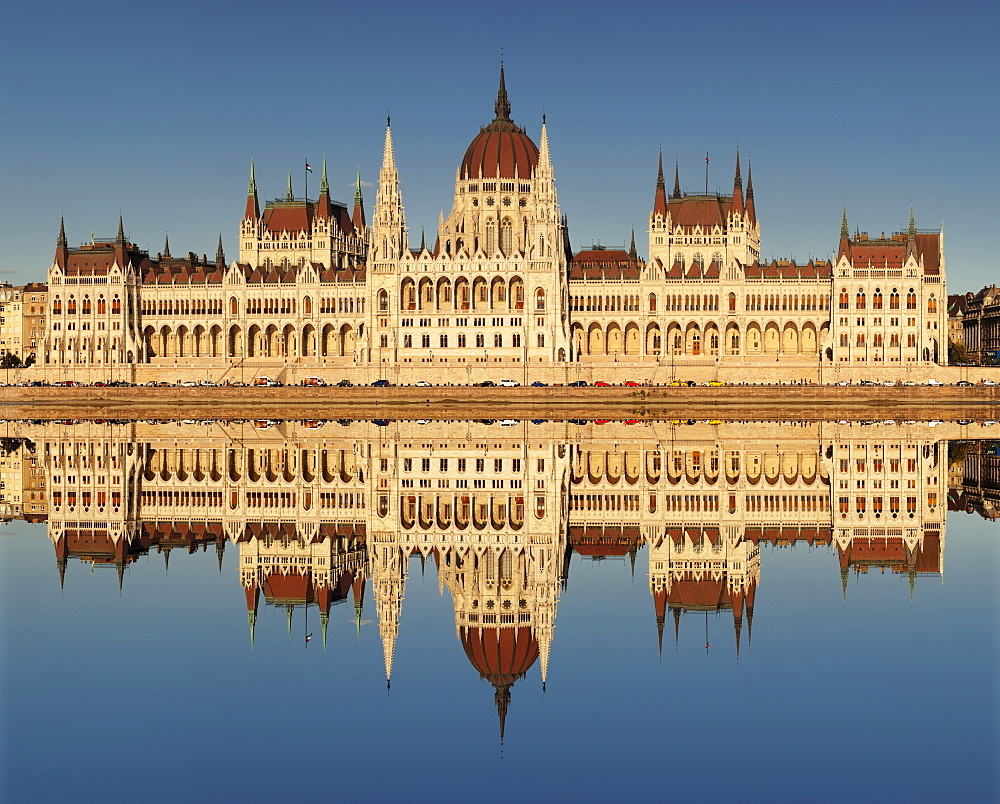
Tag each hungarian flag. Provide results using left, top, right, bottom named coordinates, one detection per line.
left=305, top=632, right=313, bottom=643
left=305, top=162, right=313, bottom=173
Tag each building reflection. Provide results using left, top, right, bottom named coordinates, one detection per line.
left=3, top=419, right=986, bottom=734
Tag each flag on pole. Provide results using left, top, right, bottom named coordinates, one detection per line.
left=305, top=632, right=313, bottom=643
left=305, top=162, right=313, bottom=173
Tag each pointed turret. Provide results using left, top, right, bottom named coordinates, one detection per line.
left=838, top=203, right=852, bottom=261
left=116, top=214, right=125, bottom=244
left=215, top=233, right=225, bottom=268
left=246, top=582, right=260, bottom=651
left=653, top=150, right=668, bottom=217
left=419, top=228, right=426, bottom=253
left=495, top=680, right=512, bottom=749
left=672, top=159, right=681, bottom=199
left=744, top=161, right=756, bottom=223
left=495, top=60, right=511, bottom=123
left=732, top=148, right=744, bottom=214
left=905, top=206, right=918, bottom=262
left=162, top=233, right=171, bottom=259
left=373, top=118, right=406, bottom=259
left=285, top=169, right=294, bottom=202
left=245, top=156, right=260, bottom=221
left=55, top=216, right=69, bottom=268
left=629, top=228, right=637, bottom=261
left=352, top=167, right=366, bottom=230
left=318, top=155, right=332, bottom=220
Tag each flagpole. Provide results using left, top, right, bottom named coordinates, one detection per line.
left=304, top=159, right=308, bottom=203
left=705, top=152, right=709, bottom=195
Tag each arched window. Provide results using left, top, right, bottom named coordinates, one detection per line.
left=421, top=333, right=430, bottom=348
left=82, top=296, right=91, bottom=315
left=485, top=219, right=496, bottom=254
left=873, top=289, right=883, bottom=309
left=648, top=293, right=657, bottom=312
left=500, top=218, right=513, bottom=255
left=67, top=296, right=77, bottom=314
left=303, top=296, right=312, bottom=314
left=378, top=290, right=388, bottom=312
left=535, top=288, right=545, bottom=310
left=927, top=296, right=937, bottom=314
left=404, top=334, right=412, bottom=348
left=111, top=296, right=121, bottom=315
left=906, top=289, right=917, bottom=310
left=889, top=290, right=900, bottom=309
left=440, top=334, right=448, bottom=348
left=230, top=297, right=239, bottom=315
left=839, top=290, right=849, bottom=310
left=856, top=291, right=866, bottom=310
left=494, top=333, right=503, bottom=347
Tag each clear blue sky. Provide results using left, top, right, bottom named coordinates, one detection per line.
left=2, top=0, right=997, bottom=292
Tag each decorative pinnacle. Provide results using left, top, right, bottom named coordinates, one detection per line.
left=216, top=233, right=225, bottom=266
left=656, top=149, right=665, bottom=192
left=734, top=147, right=742, bottom=190
left=163, top=233, right=171, bottom=259
left=248, top=155, right=257, bottom=195
left=57, top=216, right=67, bottom=248
left=320, top=155, right=329, bottom=195
left=116, top=214, right=125, bottom=244
left=494, top=60, right=511, bottom=122
left=285, top=168, right=294, bottom=202
left=673, top=159, right=681, bottom=198
left=354, top=166, right=364, bottom=205
left=909, top=206, right=916, bottom=236
left=841, top=203, right=849, bottom=238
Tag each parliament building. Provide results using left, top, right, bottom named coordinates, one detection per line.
left=39, top=67, right=949, bottom=385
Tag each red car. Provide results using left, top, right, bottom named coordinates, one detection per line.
left=624, top=381, right=642, bottom=387
left=594, top=381, right=610, bottom=387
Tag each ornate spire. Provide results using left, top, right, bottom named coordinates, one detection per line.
left=841, top=203, right=849, bottom=238
left=495, top=681, right=512, bottom=749
left=245, top=156, right=260, bottom=221
left=653, top=149, right=668, bottom=217
left=162, top=233, right=171, bottom=259
left=744, top=161, right=756, bottom=223
left=838, top=203, right=852, bottom=261
left=216, top=233, right=225, bottom=268
left=732, top=148, right=744, bottom=214
left=420, top=228, right=426, bottom=253
left=116, top=214, right=125, bottom=244
left=629, top=228, right=637, bottom=261
left=352, top=167, right=366, bottom=230
left=285, top=168, right=294, bottom=202
left=57, top=216, right=67, bottom=248
left=672, top=158, right=681, bottom=199
left=494, top=60, right=511, bottom=122
left=320, top=154, right=329, bottom=196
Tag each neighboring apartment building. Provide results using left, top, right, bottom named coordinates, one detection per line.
left=0, top=285, right=22, bottom=365
left=962, top=284, right=1000, bottom=366
left=21, top=282, right=47, bottom=364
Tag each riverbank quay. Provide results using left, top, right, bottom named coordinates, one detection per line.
left=0, top=385, right=997, bottom=422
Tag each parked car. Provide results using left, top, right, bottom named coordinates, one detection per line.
left=568, top=380, right=586, bottom=387
left=983, top=380, right=998, bottom=387
left=927, top=379, right=943, bottom=386
left=415, top=380, right=431, bottom=387
left=336, top=379, right=353, bottom=387
left=531, top=381, right=548, bottom=387
left=252, top=377, right=281, bottom=387
left=200, top=380, right=217, bottom=387
left=371, top=379, right=391, bottom=387
left=594, top=381, right=610, bottom=387
left=499, top=379, right=519, bottom=387
left=476, top=380, right=496, bottom=387
left=301, top=377, right=326, bottom=387
left=180, top=380, right=198, bottom=387
left=957, top=380, right=973, bottom=387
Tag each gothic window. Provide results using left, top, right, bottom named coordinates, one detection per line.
left=873, top=290, right=883, bottom=309
left=476, top=334, right=485, bottom=347
left=906, top=289, right=917, bottom=310
left=67, top=297, right=76, bottom=314
left=890, top=290, right=900, bottom=309
left=404, top=334, right=412, bottom=348
left=839, top=289, right=849, bottom=310
left=500, top=218, right=513, bottom=255
left=458, top=333, right=466, bottom=348
left=648, top=293, right=657, bottom=312
left=927, top=296, right=937, bottom=314
left=535, top=288, right=546, bottom=310
left=537, top=333, right=545, bottom=347
left=856, top=291, right=866, bottom=310
left=494, top=333, right=503, bottom=347
left=512, top=333, right=520, bottom=347
left=440, top=334, right=448, bottom=348
left=486, top=220, right=496, bottom=254
left=421, top=334, right=430, bottom=348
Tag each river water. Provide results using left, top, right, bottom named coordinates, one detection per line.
left=1, top=419, right=997, bottom=802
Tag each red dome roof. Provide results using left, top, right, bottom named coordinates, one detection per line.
left=461, top=625, right=539, bottom=679
left=459, top=67, right=538, bottom=180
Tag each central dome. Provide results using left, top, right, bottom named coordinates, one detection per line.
left=460, top=66, right=539, bottom=180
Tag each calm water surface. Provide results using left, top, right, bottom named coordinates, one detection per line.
left=1, top=420, right=997, bottom=803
